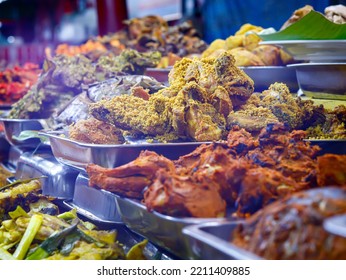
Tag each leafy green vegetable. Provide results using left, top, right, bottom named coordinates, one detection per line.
left=12, top=130, right=49, bottom=144
left=26, top=222, right=78, bottom=260
left=260, top=10, right=346, bottom=41
left=13, top=214, right=43, bottom=259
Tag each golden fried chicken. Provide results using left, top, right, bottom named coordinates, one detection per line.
left=90, top=51, right=254, bottom=142
left=227, top=106, right=279, bottom=133
left=69, top=118, right=125, bottom=144
left=232, top=83, right=324, bottom=132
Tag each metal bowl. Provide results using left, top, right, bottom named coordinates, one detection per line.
left=0, top=118, right=50, bottom=148
left=288, top=63, right=346, bottom=100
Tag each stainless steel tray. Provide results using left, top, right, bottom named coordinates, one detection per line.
left=288, top=63, right=346, bottom=100
left=0, top=117, right=50, bottom=148
left=115, top=194, right=229, bottom=259
left=240, top=66, right=299, bottom=93
left=69, top=173, right=122, bottom=224
left=15, top=151, right=79, bottom=199
left=324, top=214, right=346, bottom=238
left=40, top=131, right=208, bottom=171
left=182, top=221, right=261, bottom=260
left=304, top=139, right=346, bottom=155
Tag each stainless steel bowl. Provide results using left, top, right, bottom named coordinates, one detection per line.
left=0, top=118, right=50, bottom=148
left=288, top=63, right=346, bottom=100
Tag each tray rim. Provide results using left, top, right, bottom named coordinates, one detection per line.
left=39, top=130, right=212, bottom=149
left=114, top=193, right=228, bottom=224
left=182, top=220, right=262, bottom=260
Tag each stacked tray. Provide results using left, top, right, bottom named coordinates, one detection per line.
left=182, top=221, right=261, bottom=260
left=39, top=131, right=209, bottom=171
left=114, top=194, right=233, bottom=259
left=64, top=173, right=122, bottom=224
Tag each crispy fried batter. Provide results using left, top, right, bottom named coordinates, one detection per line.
left=90, top=51, right=254, bottom=141
left=86, top=123, right=341, bottom=218
left=144, top=169, right=226, bottom=218
left=69, top=118, right=125, bottom=144
left=86, top=150, right=175, bottom=198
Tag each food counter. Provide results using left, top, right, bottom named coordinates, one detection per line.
left=0, top=4, right=346, bottom=260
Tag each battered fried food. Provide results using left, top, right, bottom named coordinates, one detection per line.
left=144, top=169, right=226, bottom=218
left=86, top=121, right=328, bottom=218
left=229, top=83, right=324, bottom=133
left=90, top=51, right=254, bottom=141
left=87, top=150, right=175, bottom=198
left=69, top=118, right=125, bottom=144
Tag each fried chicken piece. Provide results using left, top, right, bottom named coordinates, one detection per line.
left=91, top=51, right=253, bottom=141
left=69, top=118, right=125, bottom=144
left=235, top=167, right=303, bottom=217
left=227, top=106, right=279, bottom=133
left=306, top=105, right=346, bottom=139
left=226, top=126, right=258, bottom=155
left=317, top=154, right=346, bottom=186
left=257, top=83, right=317, bottom=130
left=90, top=94, right=172, bottom=136
left=232, top=187, right=346, bottom=259
left=246, top=123, right=320, bottom=185
left=143, top=169, right=226, bottom=218
left=86, top=151, right=175, bottom=198
left=214, top=51, right=254, bottom=107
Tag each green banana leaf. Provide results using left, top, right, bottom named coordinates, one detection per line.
left=260, top=10, right=346, bottom=41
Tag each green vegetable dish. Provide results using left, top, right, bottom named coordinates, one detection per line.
left=0, top=178, right=146, bottom=260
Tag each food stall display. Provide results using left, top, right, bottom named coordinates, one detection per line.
left=0, top=4, right=346, bottom=260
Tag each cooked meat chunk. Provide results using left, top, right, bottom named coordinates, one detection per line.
left=69, top=118, right=125, bottom=144
left=232, top=187, right=346, bottom=259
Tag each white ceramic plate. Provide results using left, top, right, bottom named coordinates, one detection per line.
left=260, top=40, right=346, bottom=62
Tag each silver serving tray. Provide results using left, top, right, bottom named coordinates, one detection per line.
left=240, top=66, right=299, bottom=92
left=15, top=151, right=79, bottom=199
left=182, top=221, right=261, bottom=260
left=260, top=40, right=346, bottom=62
left=68, top=173, right=122, bottom=224
left=324, top=214, right=346, bottom=238
left=0, top=117, right=50, bottom=148
left=39, top=131, right=209, bottom=171
left=115, top=194, right=229, bottom=259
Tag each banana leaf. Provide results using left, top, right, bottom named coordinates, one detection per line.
left=260, top=10, right=346, bottom=41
